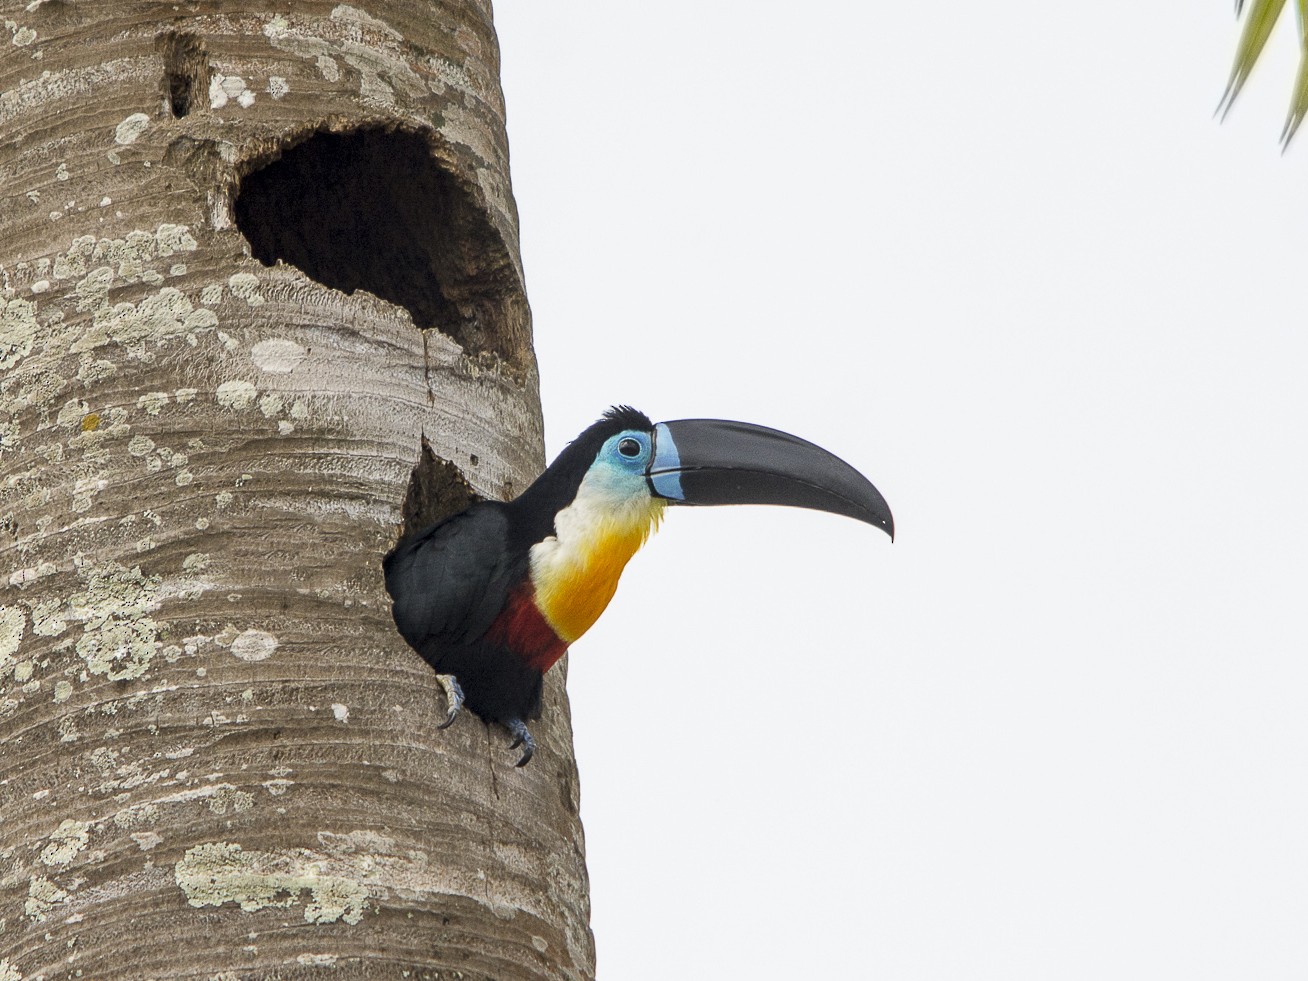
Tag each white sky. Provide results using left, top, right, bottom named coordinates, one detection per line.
left=495, top=4, right=1308, bottom=978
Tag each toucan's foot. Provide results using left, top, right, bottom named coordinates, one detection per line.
left=435, top=674, right=464, bottom=730
left=505, top=719, right=535, bottom=767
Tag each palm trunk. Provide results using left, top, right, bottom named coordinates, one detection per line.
left=0, top=1, right=593, bottom=977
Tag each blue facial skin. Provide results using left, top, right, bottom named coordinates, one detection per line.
left=589, top=427, right=684, bottom=502
left=584, top=430, right=654, bottom=498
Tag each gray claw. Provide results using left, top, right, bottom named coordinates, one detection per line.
left=435, top=674, right=464, bottom=730
left=505, top=719, right=535, bottom=767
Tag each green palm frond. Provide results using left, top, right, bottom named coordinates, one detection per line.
left=1220, top=0, right=1288, bottom=118
left=1222, top=0, right=1308, bottom=147
left=1281, top=1, right=1308, bottom=144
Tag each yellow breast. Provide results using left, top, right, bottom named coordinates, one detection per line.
left=529, top=485, right=665, bottom=644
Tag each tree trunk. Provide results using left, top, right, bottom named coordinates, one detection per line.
left=0, top=2, right=593, bottom=977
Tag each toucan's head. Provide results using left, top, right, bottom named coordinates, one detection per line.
left=516, top=406, right=893, bottom=645
left=516, top=406, right=894, bottom=539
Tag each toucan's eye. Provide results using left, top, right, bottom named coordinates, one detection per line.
left=617, top=437, right=642, bottom=458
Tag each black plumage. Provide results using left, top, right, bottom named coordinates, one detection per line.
left=384, top=504, right=542, bottom=724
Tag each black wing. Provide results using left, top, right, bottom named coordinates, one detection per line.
left=383, top=502, right=522, bottom=651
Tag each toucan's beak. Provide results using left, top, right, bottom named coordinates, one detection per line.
left=646, top=419, right=894, bottom=540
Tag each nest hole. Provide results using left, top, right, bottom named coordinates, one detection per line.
left=233, top=128, right=527, bottom=367
left=397, top=436, right=482, bottom=542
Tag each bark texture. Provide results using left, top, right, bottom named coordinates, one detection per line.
left=0, top=1, right=593, bottom=977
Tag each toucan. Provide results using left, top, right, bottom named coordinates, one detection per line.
left=384, top=407, right=893, bottom=766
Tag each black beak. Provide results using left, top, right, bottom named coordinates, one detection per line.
left=647, top=419, right=894, bottom=539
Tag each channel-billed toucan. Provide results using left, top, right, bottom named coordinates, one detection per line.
left=384, top=407, right=893, bottom=766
